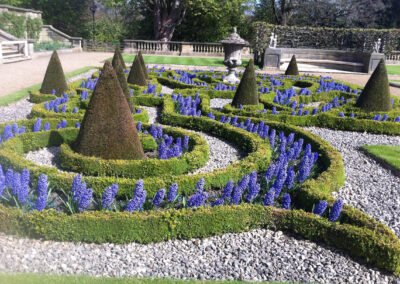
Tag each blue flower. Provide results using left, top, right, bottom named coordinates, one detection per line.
left=167, top=183, right=178, bottom=202
left=285, top=167, right=295, bottom=189
left=313, top=200, right=328, bottom=216
left=211, top=198, right=224, bottom=207
left=35, top=174, right=48, bottom=211
left=282, top=193, right=291, bottom=209
left=263, top=189, right=275, bottom=206
left=0, top=165, right=5, bottom=198
left=44, top=122, right=51, bottom=131
left=102, top=184, right=119, bottom=210
left=246, top=183, right=260, bottom=203
left=33, top=118, right=42, bottom=132
left=126, top=180, right=147, bottom=212
left=187, top=190, right=208, bottom=207
left=221, top=180, right=234, bottom=201
left=329, top=199, right=343, bottom=222
left=5, top=168, right=13, bottom=189
left=153, top=188, right=166, bottom=208
left=196, top=178, right=206, bottom=191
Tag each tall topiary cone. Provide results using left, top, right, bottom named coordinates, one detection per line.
left=74, top=61, right=145, bottom=160
left=231, top=59, right=259, bottom=107
left=40, top=51, right=68, bottom=95
left=112, top=46, right=126, bottom=69
left=137, top=51, right=148, bottom=79
left=127, top=55, right=147, bottom=86
left=356, top=59, right=391, bottom=112
left=285, top=55, right=299, bottom=76
left=113, top=56, right=133, bottom=112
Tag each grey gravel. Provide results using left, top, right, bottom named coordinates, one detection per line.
left=25, top=147, right=60, bottom=168
left=0, top=98, right=34, bottom=123
left=0, top=229, right=396, bottom=283
left=305, top=127, right=400, bottom=237
left=161, top=85, right=174, bottom=95
left=210, top=98, right=232, bottom=110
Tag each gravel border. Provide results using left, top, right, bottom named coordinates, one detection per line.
left=0, top=229, right=396, bottom=283
left=305, top=127, right=400, bottom=237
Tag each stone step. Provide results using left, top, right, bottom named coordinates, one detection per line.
left=2, top=55, right=31, bottom=64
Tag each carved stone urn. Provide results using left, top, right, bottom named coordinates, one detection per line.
left=221, top=27, right=249, bottom=83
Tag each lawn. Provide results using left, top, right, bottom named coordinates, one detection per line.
left=362, top=145, right=400, bottom=171
left=0, top=66, right=95, bottom=107
left=0, top=274, right=283, bottom=284
left=386, top=65, right=400, bottom=76
left=122, top=54, right=249, bottom=67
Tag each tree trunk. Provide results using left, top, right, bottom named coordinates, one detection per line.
left=151, top=0, right=186, bottom=41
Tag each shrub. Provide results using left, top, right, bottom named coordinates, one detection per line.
left=40, top=51, right=68, bottom=96
left=285, top=55, right=299, bottom=76
left=356, top=59, right=391, bottom=112
left=127, top=55, right=147, bottom=86
left=231, top=59, right=259, bottom=107
left=73, top=61, right=145, bottom=160
left=111, top=47, right=126, bottom=70
left=113, top=56, right=132, bottom=112
left=137, top=51, right=148, bottom=79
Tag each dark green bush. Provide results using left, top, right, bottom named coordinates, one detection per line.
left=285, top=55, right=299, bottom=76
left=231, top=59, right=259, bottom=107
left=40, top=51, right=68, bottom=96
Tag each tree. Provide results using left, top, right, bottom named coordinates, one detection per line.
left=231, top=59, right=259, bottom=107
left=143, top=0, right=187, bottom=41
left=356, top=59, right=391, bottom=112
left=285, top=55, right=299, bottom=76
left=40, top=51, right=68, bottom=95
left=74, top=61, right=145, bottom=160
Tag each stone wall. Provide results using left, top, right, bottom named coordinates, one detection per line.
left=252, top=22, right=400, bottom=54
left=0, top=5, right=42, bottom=20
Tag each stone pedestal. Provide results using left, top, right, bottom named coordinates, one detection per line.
left=224, top=68, right=239, bottom=84
left=263, top=48, right=282, bottom=70
left=368, top=53, right=386, bottom=73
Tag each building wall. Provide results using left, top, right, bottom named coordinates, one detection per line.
left=0, top=5, right=42, bottom=20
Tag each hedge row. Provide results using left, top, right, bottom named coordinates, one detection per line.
left=0, top=117, right=271, bottom=198
left=58, top=125, right=210, bottom=178
left=0, top=204, right=399, bottom=275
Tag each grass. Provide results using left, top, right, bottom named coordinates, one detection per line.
left=386, top=65, right=400, bottom=76
left=0, top=66, right=96, bottom=107
left=0, top=274, right=284, bottom=284
left=362, top=145, right=400, bottom=171
left=121, top=54, right=249, bottom=67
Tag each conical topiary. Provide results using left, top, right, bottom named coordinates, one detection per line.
left=113, top=56, right=133, bottom=112
left=112, top=46, right=126, bottom=69
left=137, top=51, right=148, bottom=79
left=356, top=59, right=391, bottom=112
left=73, top=61, right=145, bottom=160
left=285, top=55, right=299, bottom=76
left=127, top=55, right=147, bottom=86
left=231, top=59, right=259, bottom=107
left=40, top=51, right=68, bottom=95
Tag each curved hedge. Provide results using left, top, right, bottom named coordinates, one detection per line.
left=58, top=126, right=210, bottom=178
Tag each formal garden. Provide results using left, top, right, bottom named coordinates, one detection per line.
left=0, top=44, right=399, bottom=283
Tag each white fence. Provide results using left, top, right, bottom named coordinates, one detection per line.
left=0, top=40, right=29, bottom=64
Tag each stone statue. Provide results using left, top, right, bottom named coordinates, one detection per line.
left=373, top=38, right=382, bottom=53
left=269, top=33, right=278, bottom=49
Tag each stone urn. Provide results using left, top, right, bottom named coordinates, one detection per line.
left=221, top=27, right=249, bottom=83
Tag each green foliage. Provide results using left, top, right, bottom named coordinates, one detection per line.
left=362, top=145, right=400, bottom=172
left=113, top=56, right=131, bottom=111
left=285, top=55, right=299, bottom=76
left=127, top=56, right=147, bottom=87
left=58, top=127, right=209, bottom=178
left=137, top=51, right=148, bottom=79
left=112, top=47, right=126, bottom=70
left=356, top=60, right=391, bottom=112
left=232, top=59, right=259, bottom=107
left=34, top=41, right=72, bottom=52
left=85, top=17, right=125, bottom=43
left=40, top=51, right=68, bottom=96
left=74, top=61, right=145, bottom=160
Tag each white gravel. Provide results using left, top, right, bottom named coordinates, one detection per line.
left=210, top=98, right=232, bottom=110
left=25, top=147, right=60, bottom=168
left=0, top=229, right=396, bottom=283
left=305, top=127, right=400, bottom=237
left=0, top=98, right=34, bottom=123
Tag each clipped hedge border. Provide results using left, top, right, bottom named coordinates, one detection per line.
left=0, top=117, right=271, bottom=198
left=58, top=125, right=210, bottom=178
left=0, top=204, right=399, bottom=275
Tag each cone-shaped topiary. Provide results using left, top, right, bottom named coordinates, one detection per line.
left=40, top=51, right=68, bottom=96
left=112, top=46, right=126, bottom=69
left=231, top=59, right=259, bottom=107
left=285, top=55, right=299, bottom=76
left=356, top=59, right=391, bottom=112
left=113, top=56, right=133, bottom=112
left=74, top=61, right=145, bottom=160
left=137, top=51, right=148, bottom=79
left=127, top=55, right=147, bottom=86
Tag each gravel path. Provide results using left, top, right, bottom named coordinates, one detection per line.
left=305, top=127, right=400, bottom=237
left=25, top=147, right=60, bottom=168
left=0, top=99, right=34, bottom=123
left=0, top=229, right=396, bottom=283
left=210, top=98, right=232, bottom=110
